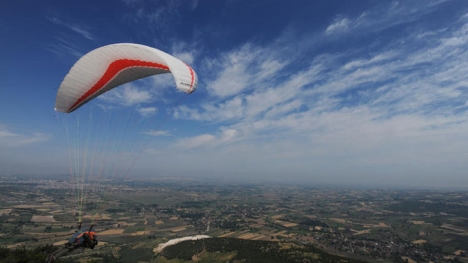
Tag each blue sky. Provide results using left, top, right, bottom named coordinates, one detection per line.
left=1, top=0, right=468, bottom=188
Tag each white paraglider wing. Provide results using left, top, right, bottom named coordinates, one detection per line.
left=55, top=43, right=198, bottom=113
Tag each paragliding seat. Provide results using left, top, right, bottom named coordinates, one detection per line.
left=82, top=233, right=96, bottom=249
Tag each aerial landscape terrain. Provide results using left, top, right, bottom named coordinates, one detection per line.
left=1, top=175, right=467, bottom=262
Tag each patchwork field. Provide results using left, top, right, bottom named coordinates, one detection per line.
left=31, top=215, right=56, bottom=223
left=1, top=176, right=468, bottom=263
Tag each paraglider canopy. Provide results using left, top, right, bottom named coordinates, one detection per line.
left=53, top=43, right=198, bottom=224
left=55, top=43, right=198, bottom=113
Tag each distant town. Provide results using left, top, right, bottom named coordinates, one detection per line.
left=1, top=175, right=467, bottom=263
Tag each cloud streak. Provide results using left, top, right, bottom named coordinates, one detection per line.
left=142, top=130, right=171, bottom=136
left=99, top=84, right=154, bottom=106
left=0, top=125, right=50, bottom=147
left=323, top=1, right=449, bottom=38
left=174, top=128, right=239, bottom=150
left=47, top=15, right=94, bottom=40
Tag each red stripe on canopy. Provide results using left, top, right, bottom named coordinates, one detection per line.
left=186, top=64, right=195, bottom=93
left=67, top=59, right=170, bottom=112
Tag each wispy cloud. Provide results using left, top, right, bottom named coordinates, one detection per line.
left=174, top=128, right=239, bottom=150
left=45, top=13, right=95, bottom=58
left=68, top=25, right=93, bottom=40
left=99, top=84, right=154, bottom=106
left=203, top=44, right=289, bottom=98
left=175, top=134, right=215, bottom=149
left=121, top=0, right=198, bottom=37
left=0, top=125, right=50, bottom=147
left=138, top=107, right=157, bottom=116
left=96, top=73, right=184, bottom=112
left=325, top=16, right=350, bottom=35
left=170, top=41, right=198, bottom=65
left=323, top=1, right=449, bottom=38
left=142, top=130, right=171, bottom=136
left=0, top=130, right=16, bottom=137
left=45, top=37, right=85, bottom=58
left=47, top=15, right=94, bottom=40
left=166, top=7, right=468, bottom=181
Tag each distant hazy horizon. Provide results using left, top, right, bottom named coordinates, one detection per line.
left=3, top=172, right=468, bottom=191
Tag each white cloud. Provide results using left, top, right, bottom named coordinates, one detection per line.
left=171, top=42, right=198, bottom=65
left=174, top=51, right=195, bottom=65
left=0, top=130, right=17, bottom=137
left=174, top=54, right=330, bottom=123
left=175, top=134, right=216, bottom=149
left=0, top=126, right=50, bottom=147
left=138, top=107, right=157, bottom=116
left=142, top=130, right=171, bottom=136
left=325, top=17, right=350, bottom=35
left=173, top=128, right=240, bottom=150
left=149, top=74, right=179, bottom=97
left=99, top=84, right=153, bottom=106
left=204, top=44, right=288, bottom=98
left=219, top=129, right=238, bottom=143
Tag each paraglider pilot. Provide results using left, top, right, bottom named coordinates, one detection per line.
left=65, top=222, right=98, bottom=250
left=45, top=223, right=98, bottom=262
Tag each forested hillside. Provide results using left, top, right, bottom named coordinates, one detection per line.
left=158, top=237, right=369, bottom=263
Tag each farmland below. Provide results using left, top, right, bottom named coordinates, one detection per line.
left=1, top=175, right=468, bottom=262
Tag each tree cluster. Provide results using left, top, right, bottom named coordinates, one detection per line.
left=160, top=237, right=369, bottom=263
left=0, top=245, right=67, bottom=263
